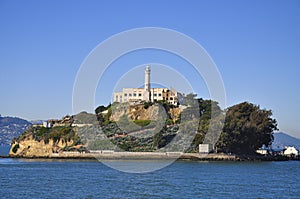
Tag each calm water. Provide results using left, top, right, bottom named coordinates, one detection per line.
left=0, top=159, right=299, bottom=198
left=0, top=146, right=10, bottom=156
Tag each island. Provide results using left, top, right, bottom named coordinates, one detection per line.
left=8, top=95, right=293, bottom=161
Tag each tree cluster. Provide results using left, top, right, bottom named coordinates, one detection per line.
left=94, top=96, right=278, bottom=155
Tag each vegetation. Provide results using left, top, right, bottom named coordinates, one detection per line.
left=143, top=101, right=153, bottom=109
left=88, top=140, right=116, bottom=150
left=73, top=111, right=98, bottom=124
left=216, top=102, right=278, bottom=154
left=11, top=96, right=278, bottom=156
left=15, top=125, right=82, bottom=149
left=133, top=120, right=151, bottom=127
left=94, top=96, right=277, bottom=154
left=96, top=103, right=113, bottom=125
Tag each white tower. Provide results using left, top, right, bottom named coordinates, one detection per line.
left=143, top=66, right=151, bottom=101
left=145, top=66, right=150, bottom=92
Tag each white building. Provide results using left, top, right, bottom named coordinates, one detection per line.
left=283, top=146, right=298, bottom=157
left=199, top=144, right=213, bottom=154
left=43, top=121, right=53, bottom=128
left=256, top=149, right=268, bottom=155
left=113, top=66, right=179, bottom=105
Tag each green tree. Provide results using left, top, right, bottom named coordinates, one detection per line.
left=216, top=102, right=278, bottom=154
left=182, top=93, right=198, bottom=106
left=95, top=105, right=106, bottom=114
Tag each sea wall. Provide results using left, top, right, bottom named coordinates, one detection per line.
left=9, top=149, right=240, bottom=161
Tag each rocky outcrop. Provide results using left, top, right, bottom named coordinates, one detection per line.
left=9, top=135, right=74, bottom=157
left=168, top=107, right=181, bottom=123
left=110, top=104, right=181, bottom=122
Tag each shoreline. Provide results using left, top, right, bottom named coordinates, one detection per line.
left=2, top=152, right=298, bottom=161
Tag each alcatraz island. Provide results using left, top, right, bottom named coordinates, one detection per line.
left=8, top=66, right=297, bottom=161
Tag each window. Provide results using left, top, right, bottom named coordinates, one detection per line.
left=124, top=93, right=127, bottom=97
left=158, top=93, right=162, bottom=97
left=138, top=93, right=142, bottom=97
left=154, top=93, right=157, bottom=97
left=129, top=93, right=132, bottom=97
left=133, top=93, right=137, bottom=97
left=170, top=97, right=173, bottom=100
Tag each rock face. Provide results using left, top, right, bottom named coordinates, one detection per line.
left=9, top=135, right=74, bottom=157
left=111, top=104, right=181, bottom=122
left=9, top=123, right=82, bottom=158
left=168, top=107, right=181, bottom=123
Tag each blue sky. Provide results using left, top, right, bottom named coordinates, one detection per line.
left=0, top=0, right=299, bottom=138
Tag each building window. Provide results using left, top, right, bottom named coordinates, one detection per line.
left=124, top=93, right=127, bottom=97
left=154, top=93, right=157, bottom=97
left=158, top=93, right=162, bottom=97
left=138, top=93, right=142, bottom=97
left=170, top=97, right=173, bottom=100
left=129, top=93, right=132, bottom=97
left=133, top=93, right=136, bottom=97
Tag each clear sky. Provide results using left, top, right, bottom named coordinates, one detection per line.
left=0, top=0, right=299, bottom=138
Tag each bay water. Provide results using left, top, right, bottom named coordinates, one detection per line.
left=0, top=158, right=299, bottom=198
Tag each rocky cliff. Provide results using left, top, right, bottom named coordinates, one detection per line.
left=9, top=135, right=74, bottom=157
left=110, top=103, right=181, bottom=122
left=9, top=123, right=84, bottom=158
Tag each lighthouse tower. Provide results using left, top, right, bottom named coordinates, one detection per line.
left=143, top=66, right=151, bottom=101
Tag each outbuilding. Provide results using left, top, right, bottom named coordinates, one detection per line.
left=199, top=144, right=213, bottom=154
left=283, top=146, right=298, bottom=157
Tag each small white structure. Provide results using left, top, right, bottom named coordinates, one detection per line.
left=256, top=145, right=268, bottom=155
left=199, top=144, right=213, bottom=154
left=283, top=146, right=298, bottom=157
left=256, top=149, right=268, bottom=155
left=43, top=121, right=53, bottom=128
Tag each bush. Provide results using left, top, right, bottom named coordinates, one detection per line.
left=166, top=118, right=173, bottom=125
left=143, top=102, right=153, bottom=109
left=133, top=120, right=151, bottom=127
left=36, top=127, right=50, bottom=137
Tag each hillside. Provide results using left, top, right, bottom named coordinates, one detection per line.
left=272, top=132, right=300, bottom=150
left=9, top=100, right=279, bottom=157
left=0, top=115, right=32, bottom=146
left=9, top=104, right=183, bottom=157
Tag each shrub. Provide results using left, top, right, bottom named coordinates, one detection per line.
left=166, top=118, right=173, bottom=125
left=133, top=120, right=151, bottom=127
left=143, top=102, right=153, bottom=109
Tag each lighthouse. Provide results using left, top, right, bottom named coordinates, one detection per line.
left=113, top=65, right=179, bottom=105
left=143, top=66, right=151, bottom=101
left=145, top=66, right=150, bottom=92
